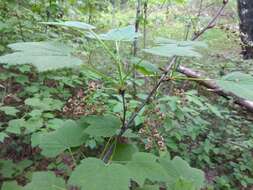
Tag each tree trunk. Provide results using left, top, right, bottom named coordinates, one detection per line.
left=238, top=0, right=253, bottom=59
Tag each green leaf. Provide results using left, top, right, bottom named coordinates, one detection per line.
left=155, top=38, right=207, bottom=48
left=0, top=132, right=8, bottom=142
left=126, top=152, right=168, bottom=187
left=143, top=38, right=206, bottom=58
left=0, top=106, right=19, bottom=116
left=2, top=181, right=25, bottom=190
left=68, top=158, right=131, bottom=190
left=6, top=118, right=43, bottom=135
left=42, top=21, right=95, bottom=30
left=159, top=156, right=205, bottom=189
left=136, top=185, right=160, bottom=190
left=143, top=44, right=201, bottom=58
left=0, top=42, right=82, bottom=72
left=84, top=115, right=121, bottom=137
left=25, top=171, right=66, bottom=190
left=6, top=119, right=26, bottom=134
left=133, top=59, right=160, bottom=75
left=0, top=160, right=16, bottom=178
left=216, top=72, right=253, bottom=101
left=87, top=25, right=141, bottom=42
left=172, top=179, right=196, bottom=190
left=25, top=97, right=63, bottom=111
left=113, top=143, right=139, bottom=162
left=32, top=120, right=88, bottom=157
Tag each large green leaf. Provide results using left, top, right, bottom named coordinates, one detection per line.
left=126, top=152, right=168, bottom=187
left=87, top=25, right=141, bottom=42
left=0, top=132, right=8, bottom=142
left=0, top=42, right=83, bottom=72
left=41, top=21, right=95, bottom=30
left=0, top=106, right=19, bottom=116
left=6, top=118, right=43, bottom=135
left=68, top=158, right=131, bottom=190
left=2, top=181, right=25, bottom=190
left=84, top=115, right=121, bottom=137
left=155, top=37, right=207, bottom=48
left=25, top=171, right=66, bottom=190
left=136, top=185, right=160, bottom=190
left=132, top=58, right=160, bottom=76
left=143, top=44, right=201, bottom=58
left=25, top=97, right=63, bottom=111
left=216, top=72, right=253, bottom=101
left=0, top=160, right=16, bottom=178
left=112, top=143, right=139, bottom=162
left=159, top=156, right=205, bottom=189
left=143, top=38, right=206, bottom=58
left=32, top=120, right=88, bottom=157
left=2, top=172, right=65, bottom=190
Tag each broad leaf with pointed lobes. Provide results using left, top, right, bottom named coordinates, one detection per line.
left=83, top=115, right=121, bottom=137
left=143, top=37, right=207, bottom=58
left=68, top=158, right=131, bottom=190
left=32, top=120, right=88, bottom=157
left=0, top=42, right=83, bottom=72
left=87, top=25, right=142, bottom=42
left=41, top=21, right=95, bottom=30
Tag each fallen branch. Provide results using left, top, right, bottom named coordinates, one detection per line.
left=177, top=65, right=253, bottom=112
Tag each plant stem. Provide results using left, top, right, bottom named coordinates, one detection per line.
left=102, top=0, right=228, bottom=163
left=88, top=30, right=124, bottom=86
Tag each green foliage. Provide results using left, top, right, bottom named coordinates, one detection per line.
left=0, top=1, right=251, bottom=190
left=41, top=21, right=95, bottom=30
left=25, top=172, right=66, bottom=190
left=143, top=38, right=206, bottom=57
left=83, top=115, right=121, bottom=137
left=69, top=157, right=131, bottom=190
left=0, top=106, right=19, bottom=116
left=0, top=42, right=83, bottom=72
left=216, top=72, right=253, bottom=101
left=87, top=25, right=141, bottom=42
left=126, top=152, right=168, bottom=187
left=32, top=120, right=87, bottom=157
left=160, top=156, right=205, bottom=189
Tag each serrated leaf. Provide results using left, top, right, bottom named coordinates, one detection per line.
left=0, top=42, right=82, bottom=72
left=68, top=158, right=131, bottom=190
left=87, top=25, right=141, bottom=42
left=159, top=156, right=205, bottom=189
left=32, top=120, right=88, bottom=157
left=0, top=106, right=19, bottom=116
left=25, top=171, right=66, bottom=190
left=84, top=115, right=121, bottom=137
left=216, top=72, right=253, bottom=101
left=126, top=152, right=168, bottom=187
left=42, top=21, right=95, bottom=30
